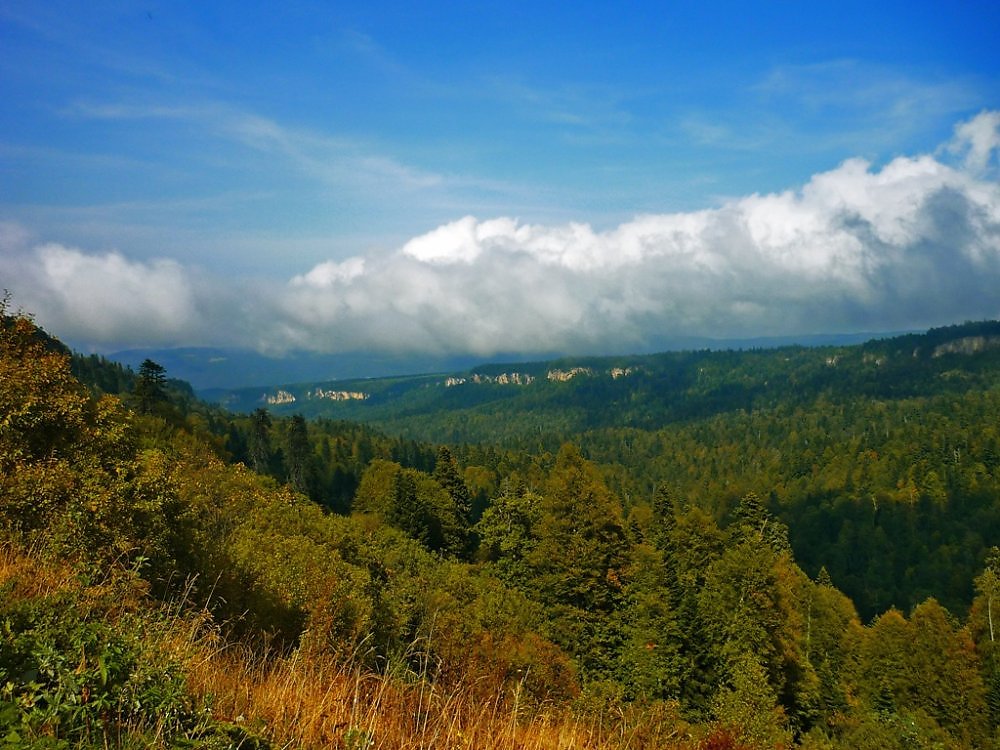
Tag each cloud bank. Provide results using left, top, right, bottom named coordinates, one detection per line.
left=4, top=112, right=1000, bottom=357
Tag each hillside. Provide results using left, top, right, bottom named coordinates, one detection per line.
left=5, top=305, right=1000, bottom=748
left=200, top=321, right=1000, bottom=621
left=203, top=320, right=1000, bottom=445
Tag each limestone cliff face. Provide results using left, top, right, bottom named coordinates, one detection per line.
left=932, top=335, right=1000, bottom=357
left=444, top=365, right=641, bottom=387
left=546, top=367, right=592, bottom=382
left=444, top=372, right=535, bottom=387
left=311, top=388, right=368, bottom=401
left=610, top=366, right=638, bottom=379
left=263, top=387, right=369, bottom=404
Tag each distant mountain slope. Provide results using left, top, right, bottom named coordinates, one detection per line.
left=106, top=331, right=896, bottom=391
left=202, top=320, right=1000, bottom=445
left=107, top=347, right=503, bottom=390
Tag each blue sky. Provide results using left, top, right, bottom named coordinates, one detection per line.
left=2, top=1, right=999, bottom=357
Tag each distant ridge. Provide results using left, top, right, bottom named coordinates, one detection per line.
left=198, top=320, right=1000, bottom=447
left=105, top=347, right=493, bottom=390
left=105, top=330, right=913, bottom=391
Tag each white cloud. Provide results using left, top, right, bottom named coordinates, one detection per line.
left=4, top=112, right=1000, bottom=357
left=949, top=110, right=1000, bottom=173
left=292, top=257, right=367, bottom=287
left=0, top=242, right=206, bottom=346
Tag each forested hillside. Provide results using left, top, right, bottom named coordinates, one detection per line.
left=4, top=305, right=1000, bottom=748
left=205, top=321, right=1000, bottom=620
left=204, top=320, right=1000, bottom=443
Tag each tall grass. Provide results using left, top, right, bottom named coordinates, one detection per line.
left=1, top=545, right=701, bottom=749
left=181, top=634, right=696, bottom=750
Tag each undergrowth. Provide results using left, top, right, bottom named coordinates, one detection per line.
left=0, top=544, right=708, bottom=750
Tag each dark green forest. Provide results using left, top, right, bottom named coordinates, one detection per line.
left=5, top=304, right=1000, bottom=748
left=208, top=321, right=1000, bottom=621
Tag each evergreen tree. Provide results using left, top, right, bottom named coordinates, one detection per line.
left=247, top=408, right=272, bottom=475
left=973, top=549, right=1000, bottom=726
left=650, top=483, right=680, bottom=553
left=663, top=503, right=726, bottom=716
left=134, top=358, right=167, bottom=414
left=816, top=565, right=834, bottom=589
left=616, top=541, right=684, bottom=700
left=475, top=482, right=541, bottom=586
left=284, top=414, right=312, bottom=496
left=526, top=444, right=629, bottom=679
left=711, top=655, right=792, bottom=748
left=907, top=598, right=988, bottom=743
left=386, top=469, right=433, bottom=546
left=734, top=490, right=790, bottom=553
left=433, top=446, right=473, bottom=556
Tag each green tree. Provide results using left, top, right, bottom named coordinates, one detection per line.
left=908, top=598, right=988, bottom=744
left=616, top=541, right=684, bottom=700
left=353, top=458, right=402, bottom=516
left=526, top=444, right=629, bottom=679
left=712, top=655, right=792, bottom=749
left=386, top=469, right=435, bottom=547
left=971, top=548, right=1000, bottom=726
left=860, top=600, right=988, bottom=745
left=807, top=573, right=863, bottom=724
left=734, top=490, right=790, bottom=553
left=248, top=407, right=272, bottom=475
left=661, top=502, right=726, bottom=716
left=698, top=540, right=783, bottom=693
left=433, top=446, right=473, bottom=556
left=0, top=307, right=184, bottom=574
left=134, top=358, right=167, bottom=414
left=284, top=414, right=312, bottom=496
left=475, top=482, right=542, bottom=586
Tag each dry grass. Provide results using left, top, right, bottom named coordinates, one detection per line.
left=181, top=638, right=697, bottom=750
left=0, top=545, right=698, bottom=750
left=0, top=541, right=77, bottom=600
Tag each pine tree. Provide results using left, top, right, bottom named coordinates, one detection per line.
left=650, top=483, right=680, bottom=553
left=617, top=541, right=685, bottom=700
left=387, top=469, right=433, bottom=546
left=734, top=491, right=790, bottom=553
left=526, top=444, right=628, bottom=679
left=712, top=656, right=792, bottom=748
left=134, top=359, right=167, bottom=414
left=973, top=549, right=1000, bottom=726
left=475, top=482, right=541, bottom=586
left=248, top=408, right=272, bottom=475
left=284, top=414, right=312, bottom=496
left=433, top=446, right=473, bottom=556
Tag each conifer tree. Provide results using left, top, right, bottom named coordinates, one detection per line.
left=284, top=414, right=312, bottom=496
left=973, top=548, right=1000, bottom=726
left=734, top=490, right=790, bottom=553
left=712, top=655, right=792, bottom=748
left=526, top=444, right=628, bottom=679
left=617, top=541, right=684, bottom=700
left=248, top=408, right=272, bottom=475
left=387, top=469, right=433, bottom=546
left=475, top=482, right=541, bottom=586
left=134, top=358, right=167, bottom=414
left=433, top=446, right=472, bottom=556
left=650, top=483, right=680, bottom=553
